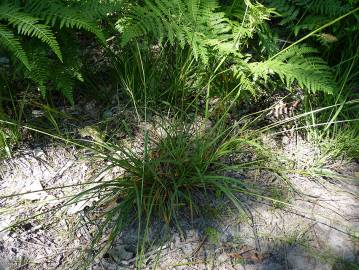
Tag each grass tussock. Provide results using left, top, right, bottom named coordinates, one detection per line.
left=68, top=115, right=273, bottom=260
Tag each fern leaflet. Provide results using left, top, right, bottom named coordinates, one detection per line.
left=0, top=4, right=62, bottom=62
left=0, top=24, right=30, bottom=70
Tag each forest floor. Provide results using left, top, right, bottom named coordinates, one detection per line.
left=0, top=104, right=358, bottom=270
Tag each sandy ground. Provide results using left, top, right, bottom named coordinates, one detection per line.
left=0, top=135, right=358, bottom=270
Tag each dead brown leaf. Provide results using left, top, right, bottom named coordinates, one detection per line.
left=227, top=245, right=269, bottom=263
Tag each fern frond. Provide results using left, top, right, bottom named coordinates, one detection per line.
left=26, top=0, right=105, bottom=43
left=24, top=50, right=51, bottom=97
left=0, top=0, right=107, bottom=104
left=47, top=8, right=105, bottom=43
left=294, top=0, right=351, bottom=17
left=26, top=56, right=75, bottom=105
left=55, top=71, right=75, bottom=105
left=250, top=46, right=336, bottom=94
left=118, top=0, right=275, bottom=64
left=0, top=4, right=62, bottom=62
left=0, top=24, right=30, bottom=70
left=266, top=0, right=352, bottom=26
left=264, top=0, right=300, bottom=24
left=118, top=0, right=228, bottom=63
left=233, top=66, right=257, bottom=95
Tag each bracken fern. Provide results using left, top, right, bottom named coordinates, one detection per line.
left=0, top=0, right=108, bottom=104
left=117, top=0, right=234, bottom=63
left=265, top=0, right=354, bottom=34
left=117, top=0, right=336, bottom=96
